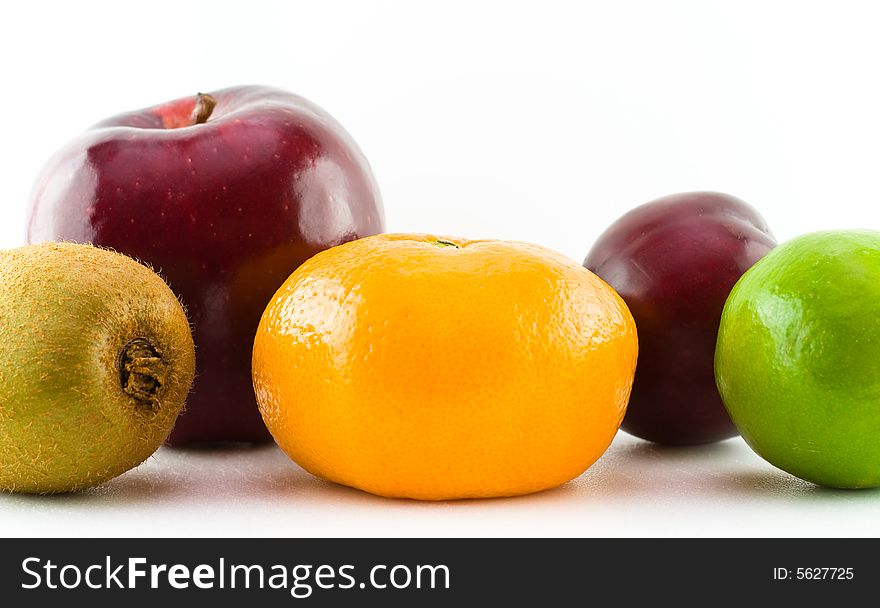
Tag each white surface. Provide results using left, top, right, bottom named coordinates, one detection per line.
left=2, top=431, right=876, bottom=538
left=3, top=1, right=880, bottom=537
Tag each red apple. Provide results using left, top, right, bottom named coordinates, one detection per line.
left=27, top=85, right=384, bottom=444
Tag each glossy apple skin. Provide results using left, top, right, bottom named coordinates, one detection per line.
left=584, top=192, right=775, bottom=445
left=27, top=85, right=384, bottom=444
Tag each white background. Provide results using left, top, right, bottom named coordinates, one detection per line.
left=2, top=0, right=880, bottom=537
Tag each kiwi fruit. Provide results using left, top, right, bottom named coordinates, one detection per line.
left=0, top=242, right=195, bottom=494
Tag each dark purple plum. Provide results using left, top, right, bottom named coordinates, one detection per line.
left=585, top=192, right=775, bottom=445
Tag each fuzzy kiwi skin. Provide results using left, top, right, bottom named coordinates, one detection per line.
left=0, top=242, right=195, bottom=494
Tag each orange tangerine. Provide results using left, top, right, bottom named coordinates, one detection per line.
left=252, top=234, right=637, bottom=500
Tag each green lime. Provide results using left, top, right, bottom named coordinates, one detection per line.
left=715, top=230, right=880, bottom=488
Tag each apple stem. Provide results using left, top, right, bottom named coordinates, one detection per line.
left=191, top=93, right=217, bottom=125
